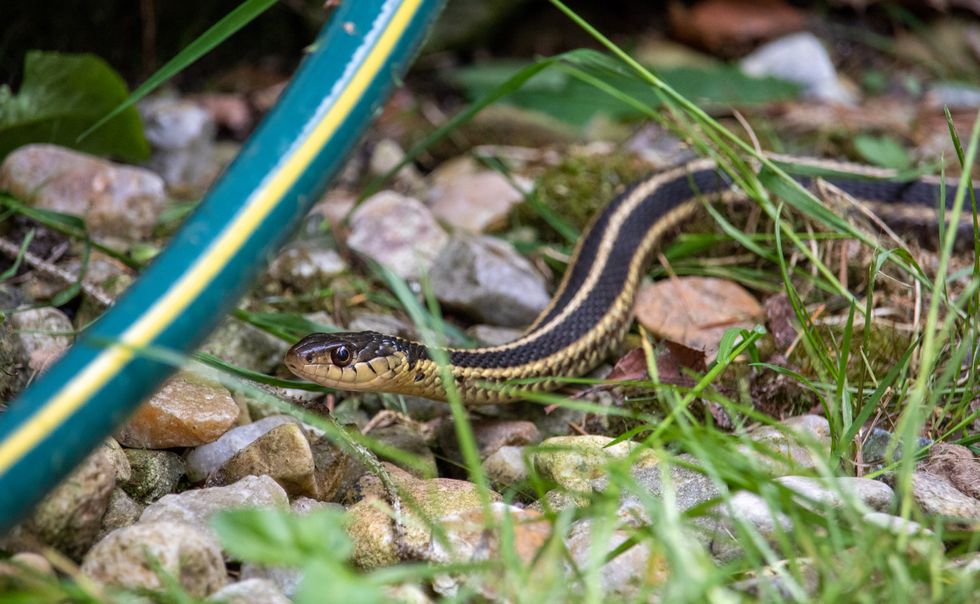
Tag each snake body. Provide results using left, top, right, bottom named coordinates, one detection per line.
left=285, top=156, right=974, bottom=404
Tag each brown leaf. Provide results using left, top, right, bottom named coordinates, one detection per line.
left=668, top=0, right=805, bottom=56
left=635, top=276, right=762, bottom=360
left=764, top=293, right=798, bottom=352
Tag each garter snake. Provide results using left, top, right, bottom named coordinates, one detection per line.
left=285, top=155, right=976, bottom=404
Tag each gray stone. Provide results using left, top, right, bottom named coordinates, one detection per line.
left=926, top=82, right=980, bottom=111
left=82, top=521, right=226, bottom=597
left=731, top=558, right=820, bottom=600
left=369, top=138, right=424, bottom=193
left=430, top=235, right=550, bottom=327
left=140, top=97, right=218, bottom=194
left=0, top=144, right=166, bottom=239
left=207, top=578, right=291, bottom=604
left=239, top=564, right=302, bottom=599
left=565, top=519, right=668, bottom=597
left=210, top=423, right=318, bottom=498
left=102, top=438, right=132, bottom=483
left=0, top=552, right=56, bottom=587
left=348, top=312, right=418, bottom=339
left=97, top=488, right=144, bottom=540
left=710, top=491, right=793, bottom=562
left=201, top=318, right=290, bottom=374
left=369, top=422, right=438, bottom=479
left=266, top=240, right=347, bottom=290
left=532, top=435, right=657, bottom=494
left=120, top=449, right=185, bottom=503
left=13, top=444, right=116, bottom=560
left=483, top=446, right=529, bottom=488
left=440, top=419, right=540, bottom=464
left=426, top=158, right=528, bottom=232
left=740, top=415, right=831, bottom=475
left=347, top=191, right=449, bottom=281
left=8, top=307, right=73, bottom=374
left=862, top=512, right=933, bottom=538
left=186, top=415, right=298, bottom=482
left=740, top=32, right=856, bottom=104
left=623, top=455, right=722, bottom=519
left=140, top=475, right=289, bottom=539
left=906, top=471, right=980, bottom=519
left=116, top=373, right=240, bottom=449
left=775, top=476, right=894, bottom=512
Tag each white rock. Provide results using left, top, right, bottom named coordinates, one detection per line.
left=740, top=32, right=856, bottom=104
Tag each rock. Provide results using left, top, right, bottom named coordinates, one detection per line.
left=210, top=423, right=318, bottom=498
left=565, top=520, right=669, bottom=598
left=430, top=235, right=550, bottom=327
left=201, top=318, right=291, bottom=374
left=0, top=144, right=166, bottom=239
left=740, top=32, right=856, bottom=104
left=346, top=191, right=449, bottom=281
left=309, top=188, right=357, bottom=226
left=532, top=435, right=658, bottom=494
left=623, top=123, right=697, bottom=170
left=17, top=443, right=116, bottom=559
left=207, top=578, right=291, bottom=604
left=732, top=558, right=820, bottom=600
left=634, top=276, right=762, bottom=359
left=862, top=512, right=933, bottom=538
left=428, top=504, right=551, bottom=598
left=97, top=489, right=144, bottom=539
left=239, top=564, right=302, bottom=599
left=117, top=373, right=240, bottom=449
left=623, top=455, right=721, bottom=521
left=926, top=82, right=980, bottom=111
left=120, top=449, right=186, bottom=503
left=0, top=552, right=55, bottom=584
left=467, top=324, right=523, bottom=347
left=140, top=97, right=218, bottom=194
left=918, top=442, right=980, bottom=500
left=140, top=475, right=289, bottom=539
left=775, top=476, right=895, bottom=512
left=368, top=422, right=438, bottom=479
left=27, top=252, right=134, bottom=315
left=347, top=312, right=418, bottom=339
left=425, top=158, right=528, bottom=232
left=82, top=521, right=226, bottom=597
left=904, top=471, right=980, bottom=520
left=740, top=415, right=831, bottom=475
left=186, top=415, right=299, bottom=482
left=346, top=464, right=501, bottom=568
left=192, top=92, right=254, bottom=138
left=266, top=240, right=347, bottom=290
left=669, top=0, right=805, bottom=56
left=439, top=419, right=540, bottom=465
left=291, top=497, right=342, bottom=515
left=8, top=307, right=73, bottom=374
left=311, top=434, right=364, bottom=503
left=369, top=138, right=424, bottom=193
left=861, top=426, right=932, bottom=470
left=710, top=491, right=792, bottom=562
left=483, top=446, right=529, bottom=489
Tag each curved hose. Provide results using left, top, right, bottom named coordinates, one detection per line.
left=0, top=0, right=444, bottom=534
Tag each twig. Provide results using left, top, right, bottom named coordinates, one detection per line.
left=0, top=237, right=115, bottom=308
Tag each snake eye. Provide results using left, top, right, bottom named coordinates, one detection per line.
left=330, top=345, right=353, bottom=367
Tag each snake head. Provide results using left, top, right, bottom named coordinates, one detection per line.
left=285, top=331, right=422, bottom=391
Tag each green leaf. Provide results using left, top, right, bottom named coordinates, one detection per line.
left=853, top=134, right=912, bottom=170
left=212, top=507, right=352, bottom=567
left=295, top=560, right=383, bottom=604
left=0, top=51, right=148, bottom=161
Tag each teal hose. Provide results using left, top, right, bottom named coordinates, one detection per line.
left=0, top=0, right=444, bottom=535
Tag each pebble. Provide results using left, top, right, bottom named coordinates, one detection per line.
left=346, top=191, right=449, bottom=281
left=185, top=415, right=299, bottom=482
left=621, top=455, right=721, bottom=522
left=740, top=32, right=856, bottom=104
left=120, top=449, right=186, bottom=503
left=209, top=422, right=318, bottom=498
left=532, top=435, right=658, bottom=494
left=239, top=564, right=302, bottom=599
left=201, top=318, right=291, bottom=374
left=97, top=488, right=144, bottom=539
left=101, top=438, right=131, bottom=483
left=266, top=240, right=347, bottom=290
left=82, top=521, right=226, bottom=597
left=0, top=144, right=167, bottom=239
left=732, top=558, right=819, bottom=600
left=918, top=442, right=980, bottom=500
left=140, top=97, right=218, bottom=194
left=565, top=520, right=668, bottom=597
left=368, top=422, right=438, bottom=479
left=466, top=324, right=523, bottom=347
left=8, top=306, right=74, bottom=374
left=310, top=434, right=363, bottom=503
left=28, top=252, right=134, bottom=313
left=346, top=464, right=501, bottom=568
left=368, top=138, right=425, bottom=193
left=710, top=491, right=793, bottom=562
left=0, top=552, right=55, bottom=585
left=140, top=475, right=289, bottom=540
left=425, top=157, right=528, bottom=232
left=740, top=415, right=831, bottom=475
left=13, top=443, right=116, bottom=560
left=775, top=476, right=895, bottom=512
left=926, top=82, right=980, bottom=111
left=207, top=578, right=291, bottom=604
left=862, top=512, right=933, bottom=538
left=430, top=235, right=550, bottom=327
left=347, top=312, right=418, bottom=339
left=482, top=446, right=529, bottom=488
left=439, top=419, right=541, bottom=464
left=116, top=373, right=240, bottom=449
left=904, top=471, right=980, bottom=520
left=624, top=123, right=697, bottom=170
left=309, top=188, right=356, bottom=226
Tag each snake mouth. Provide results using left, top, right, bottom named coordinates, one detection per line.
left=285, top=332, right=407, bottom=389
